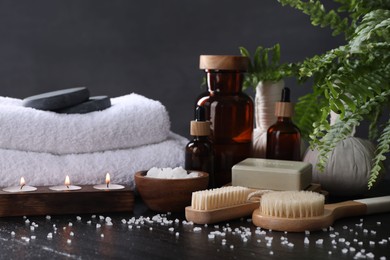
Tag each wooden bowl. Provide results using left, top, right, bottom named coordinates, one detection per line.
left=134, top=170, right=209, bottom=212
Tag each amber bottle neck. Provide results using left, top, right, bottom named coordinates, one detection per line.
left=277, top=116, right=292, bottom=123
left=205, top=70, right=245, bottom=95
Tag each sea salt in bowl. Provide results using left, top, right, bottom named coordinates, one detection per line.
left=134, top=167, right=209, bottom=212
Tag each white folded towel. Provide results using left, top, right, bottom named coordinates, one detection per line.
left=0, top=132, right=187, bottom=190
left=0, top=93, right=170, bottom=154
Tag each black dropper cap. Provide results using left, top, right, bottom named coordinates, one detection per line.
left=195, top=106, right=206, bottom=121
left=281, top=87, right=291, bottom=102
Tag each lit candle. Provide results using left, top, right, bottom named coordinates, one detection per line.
left=93, top=173, right=124, bottom=190
left=49, top=175, right=82, bottom=191
left=3, top=177, right=37, bottom=192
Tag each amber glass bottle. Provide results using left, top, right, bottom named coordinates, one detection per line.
left=266, top=87, right=301, bottom=161
left=197, top=55, right=253, bottom=187
left=185, top=106, right=214, bottom=188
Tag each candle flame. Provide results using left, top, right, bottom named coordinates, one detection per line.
left=105, top=173, right=110, bottom=188
left=65, top=175, right=70, bottom=188
left=20, top=177, right=26, bottom=190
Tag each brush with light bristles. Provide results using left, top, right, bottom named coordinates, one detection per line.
left=252, top=191, right=390, bottom=232
left=185, top=186, right=266, bottom=224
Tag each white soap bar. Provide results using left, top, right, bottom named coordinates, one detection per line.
left=232, top=158, right=312, bottom=191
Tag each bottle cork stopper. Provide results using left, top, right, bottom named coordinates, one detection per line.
left=199, top=55, right=249, bottom=71
left=275, top=102, right=294, bottom=117
left=190, top=121, right=211, bottom=136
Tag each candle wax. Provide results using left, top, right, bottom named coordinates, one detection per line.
left=49, top=185, right=82, bottom=191
left=93, top=184, right=125, bottom=190
left=3, top=186, right=37, bottom=193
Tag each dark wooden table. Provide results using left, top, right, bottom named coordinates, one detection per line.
left=0, top=179, right=389, bottom=260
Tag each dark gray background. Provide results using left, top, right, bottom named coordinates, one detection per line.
left=0, top=0, right=344, bottom=138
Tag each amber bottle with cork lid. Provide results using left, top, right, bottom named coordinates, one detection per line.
left=196, top=55, right=253, bottom=187
left=266, top=87, right=301, bottom=161
left=185, top=106, right=214, bottom=188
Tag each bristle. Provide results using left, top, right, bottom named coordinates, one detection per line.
left=260, top=191, right=325, bottom=218
left=191, top=186, right=252, bottom=210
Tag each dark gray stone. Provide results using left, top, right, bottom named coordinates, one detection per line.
left=22, top=87, right=90, bottom=110
left=55, top=96, right=111, bottom=114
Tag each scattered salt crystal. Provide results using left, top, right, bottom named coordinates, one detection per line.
left=341, top=248, right=348, bottom=254
left=47, top=233, right=53, bottom=239
left=242, top=237, right=248, bottom=243
left=369, top=241, right=375, bottom=246
left=70, top=232, right=74, bottom=237
left=67, top=239, right=71, bottom=244
left=76, top=216, right=82, bottom=221
left=305, top=230, right=310, bottom=235
left=68, top=222, right=73, bottom=227
left=379, top=257, right=387, bottom=260
left=25, top=219, right=30, bottom=224
left=329, top=234, right=336, bottom=238
left=23, top=216, right=27, bottom=219
left=105, top=217, right=112, bottom=222
left=175, top=219, right=179, bottom=224
left=370, top=230, right=376, bottom=235
left=193, top=227, right=202, bottom=232
left=377, top=222, right=381, bottom=226
left=366, top=252, right=375, bottom=259
left=46, top=215, right=51, bottom=220
left=11, top=231, right=15, bottom=236
left=304, top=237, right=310, bottom=245
left=322, top=228, right=328, bottom=232
left=22, top=237, right=30, bottom=243
left=136, top=225, right=141, bottom=229
left=96, top=224, right=101, bottom=229
left=343, top=225, right=348, bottom=229
left=99, top=216, right=104, bottom=220
left=208, top=234, right=215, bottom=239
left=287, top=242, right=294, bottom=248
left=106, top=222, right=113, bottom=226
left=269, top=251, right=274, bottom=255
left=87, top=220, right=92, bottom=225
left=30, top=226, right=35, bottom=231
left=63, top=227, right=66, bottom=230
left=363, top=229, right=368, bottom=233
left=31, top=235, right=36, bottom=240
left=175, top=232, right=179, bottom=237
left=149, top=227, right=153, bottom=231
left=168, top=227, right=174, bottom=232
left=345, top=241, right=351, bottom=246
left=350, top=247, right=356, bottom=252
left=358, top=241, right=363, bottom=246
left=328, top=251, right=332, bottom=255
left=101, top=234, right=104, bottom=238
left=121, top=219, right=126, bottom=224
left=316, top=239, right=324, bottom=245
left=128, top=225, right=133, bottom=230
left=329, top=226, right=334, bottom=231
left=339, top=238, right=346, bottom=243
left=257, top=239, right=261, bottom=243
left=91, top=215, right=96, bottom=218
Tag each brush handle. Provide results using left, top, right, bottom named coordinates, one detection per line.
left=354, top=195, right=390, bottom=215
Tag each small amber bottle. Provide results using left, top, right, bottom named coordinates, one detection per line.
left=185, top=106, right=214, bottom=187
left=266, top=87, right=301, bottom=161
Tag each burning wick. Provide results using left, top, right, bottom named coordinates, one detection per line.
left=105, top=173, right=110, bottom=189
left=20, top=177, right=26, bottom=190
left=65, top=175, right=71, bottom=189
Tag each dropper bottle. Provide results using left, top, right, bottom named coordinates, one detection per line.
left=266, top=87, right=301, bottom=161
left=185, top=106, right=214, bottom=188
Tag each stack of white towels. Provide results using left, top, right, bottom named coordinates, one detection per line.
left=0, top=93, right=187, bottom=189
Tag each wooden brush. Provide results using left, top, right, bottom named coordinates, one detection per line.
left=252, top=191, right=390, bottom=232
left=185, top=186, right=261, bottom=224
